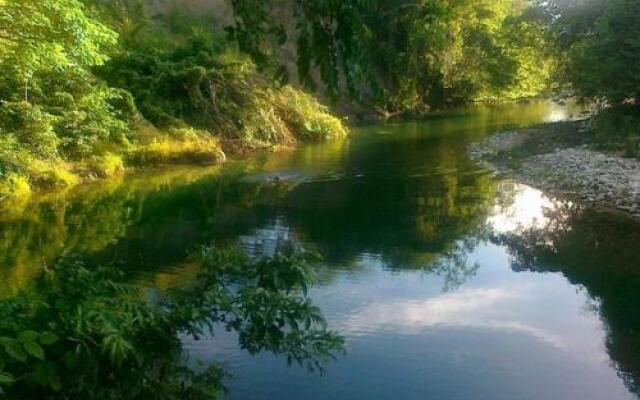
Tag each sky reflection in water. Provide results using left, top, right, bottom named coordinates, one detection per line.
left=188, top=182, right=635, bottom=400
left=0, top=101, right=635, bottom=399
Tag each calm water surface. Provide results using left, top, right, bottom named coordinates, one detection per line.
left=2, top=102, right=640, bottom=399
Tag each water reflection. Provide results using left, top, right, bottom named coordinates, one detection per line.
left=206, top=183, right=637, bottom=400
left=493, top=187, right=640, bottom=396
left=1, top=101, right=639, bottom=399
left=0, top=166, right=297, bottom=295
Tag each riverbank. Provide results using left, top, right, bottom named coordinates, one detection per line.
left=0, top=92, right=347, bottom=202
left=469, top=120, right=640, bottom=219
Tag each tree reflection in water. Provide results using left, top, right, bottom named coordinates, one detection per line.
left=492, top=192, right=640, bottom=396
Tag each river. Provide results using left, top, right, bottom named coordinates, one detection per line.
left=1, top=101, right=639, bottom=399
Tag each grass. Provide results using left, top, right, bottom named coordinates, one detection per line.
left=0, top=138, right=80, bottom=199
left=85, top=153, right=125, bottom=179
left=0, top=86, right=347, bottom=201
left=0, top=127, right=225, bottom=201
left=0, top=172, right=31, bottom=199
left=126, top=127, right=226, bottom=167
left=273, top=86, right=348, bottom=141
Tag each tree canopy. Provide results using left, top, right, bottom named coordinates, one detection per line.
left=532, top=0, right=639, bottom=105
left=229, top=0, right=554, bottom=111
left=0, top=0, right=117, bottom=98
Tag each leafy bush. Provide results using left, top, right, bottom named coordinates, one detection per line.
left=0, top=136, right=79, bottom=196
left=99, top=34, right=346, bottom=147
left=85, top=152, right=125, bottom=178
left=50, top=85, right=134, bottom=159
left=0, top=102, right=59, bottom=159
left=0, top=245, right=344, bottom=399
left=590, top=105, right=640, bottom=157
left=273, top=86, right=348, bottom=141
left=0, top=1, right=347, bottom=198
left=0, top=173, right=31, bottom=199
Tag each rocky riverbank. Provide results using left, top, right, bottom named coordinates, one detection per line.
left=470, top=121, right=640, bottom=219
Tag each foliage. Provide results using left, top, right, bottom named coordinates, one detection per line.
left=0, top=135, right=78, bottom=194
left=86, top=152, right=125, bottom=178
left=588, top=105, right=640, bottom=157
left=99, top=32, right=346, bottom=145
left=529, top=0, right=640, bottom=141
left=0, top=0, right=117, bottom=94
left=272, top=86, right=348, bottom=140
left=126, top=127, right=226, bottom=166
left=0, top=0, right=135, bottom=195
left=0, top=172, right=31, bottom=199
left=0, top=0, right=130, bottom=159
left=229, top=0, right=554, bottom=112
left=0, top=0, right=346, bottom=198
left=0, top=245, right=343, bottom=399
left=0, top=101, right=59, bottom=158
left=534, top=0, right=639, bottom=105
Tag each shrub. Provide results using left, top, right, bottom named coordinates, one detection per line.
left=127, top=128, right=226, bottom=166
left=50, top=85, right=133, bottom=159
left=0, top=173, right=31, bottom=199
left=99, top=35, right=347, bottom=147
left=274, top=86, right=348, bottom=140
left=85, top=153, right=125, bottom=178
left=31, top=163, right=79, bottom=189
left=0, top=136, right=78, bottom=198
left=590, top=105, right=640, bottom=157
left=0, top=101, right=59, bottom=159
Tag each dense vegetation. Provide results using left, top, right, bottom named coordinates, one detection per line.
left=230, top=0, right=555, bottom=111
left=532, top=0, right=640, bottom=152
left=0, top=0, right=346, bottom=198
left=1, top=0, right=637, bottom=198
left=0, top=0, right=640, bottom=392
left=229, top=0, right=638, bottom=145
left=0, top=245, right=343, bottom=399
left=0, top=1, right=638, bottom=398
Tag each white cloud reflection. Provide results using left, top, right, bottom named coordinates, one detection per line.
left=335, top=276, right=609, bottom=365
left=338, top=286, right=564, bottom=349
left=488, top=183, right=561, bottom=234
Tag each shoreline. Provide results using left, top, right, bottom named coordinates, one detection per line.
left=0, top=133, right=310, bottom=205
left=469, top=121, right=640, bottom=220
left=0, top=141, right=295, bottom=210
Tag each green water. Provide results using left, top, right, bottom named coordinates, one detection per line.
left=2, top=101, right=640, bottom=399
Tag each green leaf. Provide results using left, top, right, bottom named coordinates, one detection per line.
left=0, top=372, right=15, bottom=385
left=18, top=330, right=39, bottom=344
left=1, top=339, right=27, bottom=362
left=23, top=340, right=45, bottom=360
left=33, top=362, right=61, bottom=390
left=39, top=332, right=59, bottom=345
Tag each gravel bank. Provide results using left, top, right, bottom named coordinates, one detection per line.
left=470, top=122, right=640, bottom=219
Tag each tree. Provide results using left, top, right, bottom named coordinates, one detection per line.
left=0, top=0, right=133, bottom=169
left=533, top=0, right=640, bottom=105
left=0, top=0, right=117, bottom=101
left=567, top=0, right=640, bottom=104
left=228, top=0, right=553, bottom=113
left=0, top=245, right=344, bottom=399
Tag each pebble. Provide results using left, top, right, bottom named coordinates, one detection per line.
left=470, top=130, right=640, bottom=220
